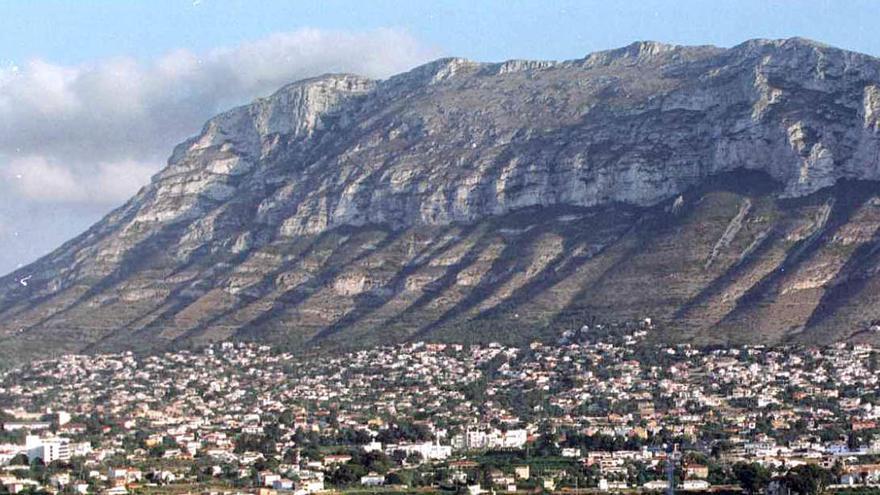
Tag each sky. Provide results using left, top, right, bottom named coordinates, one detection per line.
left=0, top=0, right=877, bottom=276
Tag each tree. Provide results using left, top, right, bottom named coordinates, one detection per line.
left=329, top=464, right=367, bottom=487
left=234, top=433, right=276, bottom=455
left=375, top=422, right=433, bottom=443
left=390, top=449, right=408, bottom=465
left=387, top=470, right=414, bottom=486
left=782, top=464, right=833, bottom=495
left=29, top=457, right=47, bottom=483
left=356, top=451, right=393, bottom=474
left=148, top=445, right=166, bottom=458
left=253, top=456, right=279, bottom=473
left=264, top=422, right=283, bottom=442
left=278, top=409, right=295, bottom=427
left=405, top=451, right=423, bottom=466
left=733, top=462, right=771, bottom=495
left=533, top=423, right=559, bottom=457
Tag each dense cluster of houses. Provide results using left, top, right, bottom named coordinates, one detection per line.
left=2, top=323, right=880, bottom=494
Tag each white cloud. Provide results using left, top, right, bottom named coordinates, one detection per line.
left=0, top=27, right=439, bottom=206
left=3, top=156, right=158, bottom=205
left=0, top=27, right=440, bottom=275
left=5, top=156, right=84, bottom=203
left=92, top=160, right=157, bottom=202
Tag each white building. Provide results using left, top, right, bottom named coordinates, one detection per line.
left=25, top=435, right=70, bottom=463
left=387, top=441, right=452, bottom=461
left=360, top=473, right=385, bottom=486
left=453, top=429, right=528, bottom=451
left=297, top=478, right=325, bottom=494
left=363, top=440, right=383, bottom=453
left=260, top=472, right=281, bottom=487
left=561, top=447, right=582, bottom=458
left=56, top=411, right=71, bottom=427
left=598, top=479, right=628, bottom=491
left=643, top=480, right=668, bottom=490
left=4, top=422, right=51, bottom=432
left=680, top=480, right=710, bottom=490
left=70, top=442, right=93, bottom=457
left=0, top=444, right=25, bottom=465
left=501, top=429, right=528, bottom=449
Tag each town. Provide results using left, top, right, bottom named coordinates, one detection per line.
left=2, top=322, right=880, bottom=495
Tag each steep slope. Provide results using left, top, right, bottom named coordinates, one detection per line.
left=3, top=38, right=880, bottom=363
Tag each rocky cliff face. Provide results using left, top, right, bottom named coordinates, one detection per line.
left=3, top=38, right=880, bottom=363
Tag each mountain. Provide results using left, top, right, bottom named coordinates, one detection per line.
left=3, top=37, right=880, bottom=364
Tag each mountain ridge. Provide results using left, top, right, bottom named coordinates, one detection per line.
left=3, top=37, right=880, bottom=364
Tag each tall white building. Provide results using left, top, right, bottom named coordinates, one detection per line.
left=25, top=435, right=70, bottom=464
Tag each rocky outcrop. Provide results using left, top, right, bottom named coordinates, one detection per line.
left=3, top=38, right=880, bottom=364
left=98, top=39, right=880, bottom=236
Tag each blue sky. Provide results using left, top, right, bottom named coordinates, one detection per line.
left=2, top=0, right=878, bottom=65
left=0, top=0, right=876, bottom=276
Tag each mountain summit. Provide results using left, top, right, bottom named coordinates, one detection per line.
left=3, top=38, right=880, bottom=363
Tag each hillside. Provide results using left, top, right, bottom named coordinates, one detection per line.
left=2, top=37, right=880, bottom=363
